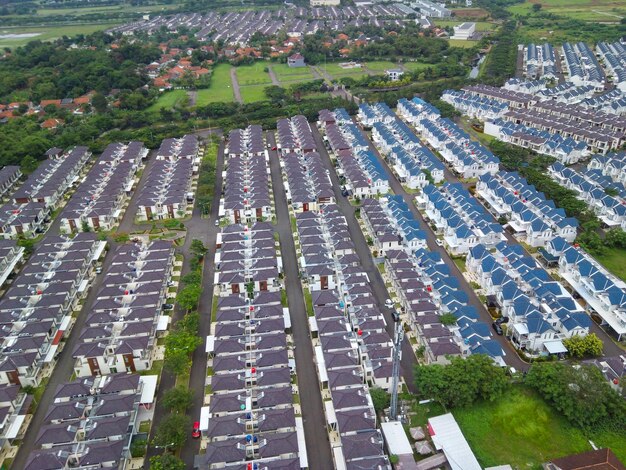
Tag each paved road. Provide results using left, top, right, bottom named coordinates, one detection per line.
left=356, top=121, right=529, bottom=372
left=267, top=65, right=281, bottom=86
left=179, top=139, right=225, bottom=467
left=230, top=67, right=243, bottom=104
left=266, top=132, right=333, bottom=470
left=145, top=137, right=224, bottom=467
left=311, top=126, right=417, bottom=392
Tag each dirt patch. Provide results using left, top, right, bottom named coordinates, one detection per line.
left=452, top=7, right=490, bottom=18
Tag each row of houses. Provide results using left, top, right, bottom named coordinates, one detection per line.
left=318, top=108, right=390, bottom=197
left=484, top=117, right=588, bottom=163
left=0, top=240, right=24, bottom=290
left=293, top=206, right=393, bottom=469
left=580, top=88, right=626, bottom=115
left=222, top=126, right=273, bottom=224
left=215, top=223, right=281, bottom=296
left=537, top=83, right=596, bottom=104
left=549, top=162, right=626, bottom=228
left=523, top=43, right=557, bottom=80
left=596, top=41, right=626, bottom=92
left=544, top=237, right=626, bottom=341
left=360, top=197, right=506, bottom=365
left=279, top=120, right=335, bottom=213
left=364, top=100, right=445, bottom=189
left=60, top=141, right=147, bottom=233
left=466, top=241, right=591, bottom=355
left=561, top=42, right=605, bottom=91
left=0, top=147, right=91, bottom=239
left=0, top=233, right=105, bottom=387
left=0, top=167, right=21, bottom=200
left=136, top=135, right=199, bottom=221
left=72, top=240, right=175, bottom=377
left=396, top=97, right=500, bottom=178
left=25, top=373, right=157, bottom=470
left=441, top=89, right=508, bottom=121
left=201, top=237, right=306, bottom=468
left=503, top=77, right=548, bottom=94
left=475, top=171, right=579, bottom=247
left=416, top=183, right=504, bottom=255
left=587, top=151, right=626, bottom=193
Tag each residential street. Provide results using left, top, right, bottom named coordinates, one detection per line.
left=266, top=132, right=334, bottom=470
left=357, top=122, right=529, bottom=372
left=311, top=126, right=418, bottom=391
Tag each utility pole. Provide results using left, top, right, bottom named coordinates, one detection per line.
left=389, top=311, right=404, bottom=421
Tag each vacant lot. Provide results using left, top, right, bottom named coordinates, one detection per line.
left=448, top=39, right=480, bottom=48
left=508, top=0, right=625, bottom=21
left=402, top=61, right=435, bottom=72
left=240, top=85, right=268, bottom=103
left=322, top=62, right=369, bottom=79
left=147, top=89, right=189, bottom=113
left=451, top=7, right=491, bottom=18
left=271, top=63, right=316, bottom=82
left=195, top=64, right=235, bottom=104
left=235, top=63, right=272, bottom=86
left=0, top=23, right=119, bottom=49
left=453, top=386, right=626, bottom=469
left=36, top=3, right=179, bottom=17
left=593, top=247, right=626, bottom=282
left=365, top=61, right=400, bottom=72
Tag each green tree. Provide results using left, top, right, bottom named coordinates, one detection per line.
left=92, top=92, right=108, bottom=113
left=162, top=386, right=193, bottom=413
left=152, top=414, right=190, bottom=451
left=164, top=348, right=191, bottom=376
left=20, top=155, right=39, bottom=174
left=439, top=313, right=457, bottom=326
left=190, top=239, right=207, bottom=259
left=176, top=284, right=202, bottom=311
left=562, top=333, right=603, bottom=358
left=149, top=454, right=185, bottom=470
left=369, top=387, right=390, bottom=413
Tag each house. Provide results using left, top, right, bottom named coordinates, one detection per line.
left=385, top=69, right=404, bottom=82
left=40, top=118, right=63, bottom=129
left=287, top=53, right=306, bottom=68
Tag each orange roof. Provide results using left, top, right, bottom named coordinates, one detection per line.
left=41, top=118, right=63, bottom=129
left=337, top=33, right=349, bottom=41
left=40, top=99, right=61, bottom=107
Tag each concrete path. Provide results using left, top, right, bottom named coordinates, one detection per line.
left=311, top=125, right=418, bottom=391
left=266, top=131, right=333, bottom=470
left=230, top=67, right=243, bottom=104
left=188, top=89, right=198, bottom=106
left=267, top=65, right=281, bottom=86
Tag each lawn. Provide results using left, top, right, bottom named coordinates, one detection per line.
left=271, top=63, right=316, bottom=82
left=365, top=60, right=400, bottom=72
left=453, top=386, right=626, bottom=469
left=146, top=89, right=188, bottom=113
left=0, top=23, right=120, bottom=49
left=235, top=62, right=272, bottom=86
left=448, top=39, right=481, bottom=48
left=195, top=64, right=234, bottom=104
left=35, top=3, right=179, bottom=16
left=240, top=85, right=268, bottom=103
left=322, top=62, right=369, bottom=79
left=402, top=61, right=435, bottom=72
left=593, top=247, right=626, bottom=282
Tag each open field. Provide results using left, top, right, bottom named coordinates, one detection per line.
left=195, top=64, right=235, bottom=104
left=508, top=0, right=625, bottom=21
left=448, top=39, right=480, bottom=48
left=322, top=62, right=369, bottom=79
left=235, top=63, right=272, bottom=86
left=0, top=23, right=119, bottom=48
left=35, top=3, right=180, bottom=17
left=271, top=63, right=316, bottom=82
left=434, top=20, right=498, bottom=31
left=451, top=7, right=491, bottom=18
left=453, top=386, right=626, bottom=469
left=402, top=61, right=435, bottom=72
left=146, top=89, right=189, bottom=113
left=593, top=247, right=626, bottom=282
left=364, top=61, right=400, bottom=72
left=240, top=85, right=268, bottom=103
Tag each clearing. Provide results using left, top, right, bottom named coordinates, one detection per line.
left=453, top=386, right=626, bottom=469
left=146, top=89, right=189, bottom=113
left=271, top=63, right=316, bottom=83
left=235, top=62, right=272, bottom=86
left=508, top=0, right=625, bottom=22
left=195, top=64, right=235, bottom=104
left=240, top=85, right=268, bottom=103
left=592, top=247, right=626, bottom=283
left=0, top=23, right=119, bottom=49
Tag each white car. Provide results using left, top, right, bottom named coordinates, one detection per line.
left=435, top=239, right=443, bottom=247
left=384, top=299, right=394, bottom=308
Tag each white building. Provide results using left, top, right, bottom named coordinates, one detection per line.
left=452, top=22, right=475, bottom=41
left=310, top=0, right=339, bottom=5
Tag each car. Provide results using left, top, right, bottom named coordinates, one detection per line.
left=271, top=146, right=277, bottom=151
left=215, top=219, right=220, bottom=227
left=384, top=299, right=394, bottom=307
left=495, top=316, right=509, bottom=324
left=435, top=239, right=443, bottom=247
left=162, top=304, right=174, bottom=310
left=95, top=266, right=102, bottom=274
left=192, top=421, right=201, bottom=439
left=492, top=322, right=503, bottom=335
left=391, top=311, right=401, bottom=322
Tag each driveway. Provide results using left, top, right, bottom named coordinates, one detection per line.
left=230, top=67, right=243, bottom=104
left=266, top=132, right=333, bottom=470
left=356, top=120, right=529, bottom=372
left=311, top=126, right=418, bottom=391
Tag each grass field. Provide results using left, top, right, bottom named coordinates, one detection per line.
left=453, top=386, right=626, bottom=469
left=0, top=23, right=119, bottom=49
left=448, top=39, right=481, bottom=48
left=508, top=0, right=625, bottom=21
left=402, top=61, right=434, bottom=72
left=322, top=63, right=369, bottom=79
left=593, top=247, right=626, bottom=282
left=240, top=85, right=268, bottom=103
left=235, top=62, right=272, bottom=86
left=35, top=3, right=179, bottom=16
left=434, top=20, right=498, bottom=31
left=146, top=89, right=188, bottom=113
left=195, top=64, right=235, bottom=104
left=364, top=61, right=400, bottom=72
left=271, top=63, right=316, bottom=82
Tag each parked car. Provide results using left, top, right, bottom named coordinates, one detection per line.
left=192, top=421, right=201, bottom=439
left=385, top=299, right=394, bottom=307
left=162, top=304, right=174, bottom=310
left=391, top=311, right=401, bottom=322
left=495, top=316, right=509, bottom=324
left=215, top=219, right=220, bottom=226
left=492, top=322, right=503, bottom=335
left=435, top=239, right=443, bottom=247
left=95, top=266, right=102, bottom=274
